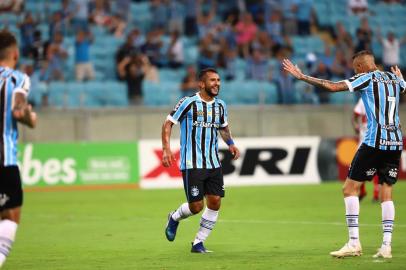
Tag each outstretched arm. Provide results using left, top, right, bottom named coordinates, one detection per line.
left=161, top=119, right=175, bottom=167
left=219, top=126, right=240, bottom=160
left=282, top=59, right=349, bottom=92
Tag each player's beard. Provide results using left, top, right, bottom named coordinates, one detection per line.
left=204, top=85, right=219, bottom=97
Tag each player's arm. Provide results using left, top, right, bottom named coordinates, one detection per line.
left=219, top=126, right=240, bottom=160
left=391, top=65, right=406, bottom=94
left=282, top=59, right=348, bottom=92
left=12, top=92, right=37, bottom=128
left=161, top=119, right=175, bottom=167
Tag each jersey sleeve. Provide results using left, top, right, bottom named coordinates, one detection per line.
left=14, top=73, right=31, bottom=96
left=344, top=73, right=372, bottom=92
left=167, top=96, right=193, bottom=124
left=219, top=101, right=228, bottom=128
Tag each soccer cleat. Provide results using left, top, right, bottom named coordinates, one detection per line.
left=373, top=245, right=392, bottom=259
left=165, top=211, right=179, bottom=242
left=330, top=243, right=362, bottom=258
left=191, top=242, right=212, bottom=253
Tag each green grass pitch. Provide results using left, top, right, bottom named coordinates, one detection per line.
left=5, top=182, right=406, bottom=269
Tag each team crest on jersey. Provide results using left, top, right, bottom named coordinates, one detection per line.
left=191, top=186, right=199, bottom=197
left=0, top=194, right=10, bottom=207
left=197, top=111, right=204, bottom=117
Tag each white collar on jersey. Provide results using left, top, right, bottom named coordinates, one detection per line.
left=197, top=92, right=215, bottom=104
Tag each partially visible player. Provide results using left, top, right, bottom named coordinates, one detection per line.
left=283, top=50, right=405, bottom=259
left=352, top=98, right=379, bottom=202
left=0, top=30, right=37, bottom=268
left=162, top=68, right=240, bottom=253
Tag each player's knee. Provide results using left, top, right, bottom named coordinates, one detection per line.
left=207, top=197, right=221, bottom=211
left=342, top=185, right=356, bottom=197
left=189, top=201, right=204, bottom=214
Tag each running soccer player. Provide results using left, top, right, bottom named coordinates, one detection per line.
left=283, top=50, right=404, bottom=259
left=162, top=68, right=240, bottom=253
left=352, top=98, right=379, bottom=202
left=0, top=30, right=37, bottom=267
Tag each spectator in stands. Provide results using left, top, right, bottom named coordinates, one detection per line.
left=265, top=10, right=283, bottom=45
left=197, top=33, right=218, bottom=70
left=19, top=12, right=37, bottom=57
left=281, top=0, right=298, bottom=35
left=30, top=30, right=47, bottom=67
left=348, top=0, right=369, bottom=16
left=246, top=49, right=270, bottom=81
left=377, top=30, right=406, bottom=71
left=296, top=0, right=314, bottom=36
left=311, top=61, right=332, bottom=104
left=90, top=0, right=111, bottom=27
left=318, top=45, right=334, bottom=71
left=75, top=30, right=95, bottom=81
left=184, top=0, right=198, bottom=36
left=71, top=0, right=91, bottom=32
left=217, top=43, right=237, bottom=81
left=235, top=12, right=258, bottom=58
left=46, top=32, right=68, bottom=81
left=0, top=0, right=23, bottom=13
left=141, top=29, right=163, bottom=67
left=49, top=11, right=67, bottom=41
left=197, top=0, right=217, bottom=39
left=60, top=0, right=75, bottom=33
left=334, top=22, right=354, bottom=56
left=115, top=0, right=131, bottom=23
left=355, top=17, right=373, bottom=52
left=106, top=14, right=127, bottom=38
left=180, top=65, right=199, bottom=96
left=117, top=53, right=147, bottom=105
left=150, top=0, right=168, bottom=31
left=115, top=32, right=138, bottom=70
left=251, top=31, right=272, bottom=58
left=167, top=31, right=184, bottom=69
left=331, top=49, right=353, bottom=78
left=168, top=0, right=184, bottom=34
left=275, top=66, right=296, bottom=104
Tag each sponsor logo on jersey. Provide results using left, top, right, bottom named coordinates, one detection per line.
left=380, top=139, right=403, bottom=146
left=192, top=121, right=220, bottom=128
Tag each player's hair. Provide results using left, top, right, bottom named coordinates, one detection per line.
left=0, top=30, right=17, bottom=60
left=199, top=68, right=219, bottom=81
left=352, top=50, right=374, bottom=60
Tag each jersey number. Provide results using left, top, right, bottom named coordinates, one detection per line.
left=388, top=96, right=396, bottom=125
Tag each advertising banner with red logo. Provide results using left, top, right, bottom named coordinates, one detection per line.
left=140, top=137, right=321, bottom=189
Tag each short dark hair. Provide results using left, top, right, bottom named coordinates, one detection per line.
left=198, top=68, right=219, bottom=81
left=0, top=30, right=17, bottom=60
left=352, top=50, right=374, bottom=60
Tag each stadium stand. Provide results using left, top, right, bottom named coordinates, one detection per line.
left=1, top=0, right=405, bottom=108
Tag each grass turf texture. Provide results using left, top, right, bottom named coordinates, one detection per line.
left=5, top=182, right=406, bottom=270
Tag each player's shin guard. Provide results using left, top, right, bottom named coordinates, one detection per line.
left=171, top=202, right=193, bottom=222
left=0, top=220, right=18, bottom=267
left=381, top=201, right=395, bottom=246
left=344, top=196, right=360, bottom=246
left=193, top=207, right=219, bottom=245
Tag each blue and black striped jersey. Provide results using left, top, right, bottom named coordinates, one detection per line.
left=344, top=70, right=406, bottom=150
left=0, top=66, right=31, bottom=166
left=167, top=93, right=228, bottom=170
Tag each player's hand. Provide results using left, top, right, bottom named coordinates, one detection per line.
left=282, top=59, right=304, bottom=80
left=229, top=145, right=240, bottom=160
left=391, top=65, right=404, bottom=80
left=162, top=148, right=175, bottom=167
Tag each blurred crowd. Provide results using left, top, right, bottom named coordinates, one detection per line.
left=1, top=0, right=406, bottom=106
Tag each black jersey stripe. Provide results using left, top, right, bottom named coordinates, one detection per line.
left=0, top=81, right=5, bottom=165
left=201, top=102, right=207, bottom=169
left=208, top=103, right=215, bottom=168
left=353, top=79, right=371, bottom=91
left=219, top=103, right=225, bottom=125
left=192, top=103, right=197, bottom=168
left=372, top=73, right=381, bottom=148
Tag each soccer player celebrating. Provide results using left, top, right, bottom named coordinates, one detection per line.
left=283, top=50, right=405, bottom=259
left=162, top=68, right=240, bottom=253
left=0, top=30, right=37, bottom=267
